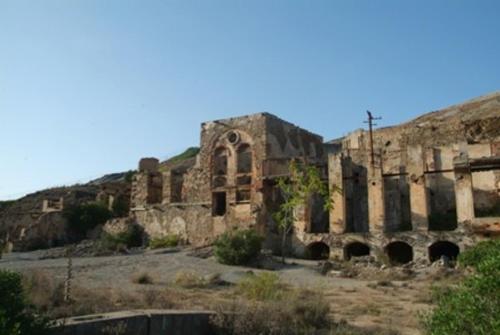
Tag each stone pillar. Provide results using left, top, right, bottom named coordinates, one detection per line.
left=454, top=153, right=475, bottom=223
left=367, top=161, right=385, bottom=233
left=407, top=145, right=429, bottom=231
left=162, top=171, right=172, bottom=204
left=328, top=153, right=345, bottom=234
left=131, top=173, right=149, bottom=207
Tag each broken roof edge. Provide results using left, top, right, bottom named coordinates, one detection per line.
left=202, top=111, right=323, bottom=141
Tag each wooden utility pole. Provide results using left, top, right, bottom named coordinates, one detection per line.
left=365, top=111, right=381, bottom=167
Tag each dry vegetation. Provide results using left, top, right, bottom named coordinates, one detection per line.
left=21, top=269, right=404, bottom=334
left=3, top=247, right=472, bottom=335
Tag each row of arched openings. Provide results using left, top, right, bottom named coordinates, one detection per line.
left=306, top=240, right=460, bottom=264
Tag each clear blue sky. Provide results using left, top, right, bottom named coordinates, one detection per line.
left=1, top=1, right=499, bottom=200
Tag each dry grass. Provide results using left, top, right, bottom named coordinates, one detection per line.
left=211, top=287, right=398, bottom=335
left=173, top=270, right=208, bottom=288
left=19, top=268, right=407, bottom=334
left=211, top=289, right=331, bottom=335
left=237, top=272, right=285, bottom=301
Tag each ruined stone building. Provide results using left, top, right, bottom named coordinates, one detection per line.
left=131, top=92, right=500, bottom=264
left=4, top=93, right=497, bottom=261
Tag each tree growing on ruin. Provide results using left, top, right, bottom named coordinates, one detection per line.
left=273, top=161, right=339, bottom=263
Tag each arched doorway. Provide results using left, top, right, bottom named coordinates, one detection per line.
left=344, top=242, right=370, bottom=260
left=307, top=242, right=330, bottom=260
left=428, top=241, right=459, bottom=263
left=385, top=241, right=413, bottom=265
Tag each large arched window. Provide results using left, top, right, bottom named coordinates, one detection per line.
left=213, top=147, right=228, bottom=176
left=237, top=144, right=252, bottom=174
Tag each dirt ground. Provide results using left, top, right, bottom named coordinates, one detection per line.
left=0, top=247, right=456, bottom=335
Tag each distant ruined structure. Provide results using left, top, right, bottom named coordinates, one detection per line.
left=131, top=93, right=500, bottom=264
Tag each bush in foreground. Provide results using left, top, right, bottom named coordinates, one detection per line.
left=0, top=270, right=51, bottom=335
left=457, top=239, right=500, bottom=268
left=214, top=229, right=263, bottom=265
left=237, top=272, right=284, bottom=301
left=422, top=240, right=500, bottom=335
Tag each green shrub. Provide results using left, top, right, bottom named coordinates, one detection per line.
left=214, top=229, right=263, bottom=265
left=148, top=235, right=179, bottom=249
left=63, top=203, right=112, bottom=239
left=422, top=240, right=500, bottom=334
left=0, top=270, right=51, bottom=335
left=99, top=225, right=143, bottom=252
left=458, top=239, right=500, bottom=268
left=237, top=272, right=284, bottom=301
left=111, top=196, right=129, bottom=218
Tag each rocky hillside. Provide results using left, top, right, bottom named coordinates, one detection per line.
left=374, top=91, right=500, bottom=146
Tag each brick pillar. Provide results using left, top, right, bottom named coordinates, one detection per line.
left=367, top=162, right=385, bottom=233
left=328, top=153, right=345, bottom=234
left=407, top=145, right=429, bottom=231
left=454, top=153, right=475, bottom=223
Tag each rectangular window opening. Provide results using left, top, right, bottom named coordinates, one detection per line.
left=236, top=190, right=251, bottom=203
left=212, top=192, right=227, bottom=216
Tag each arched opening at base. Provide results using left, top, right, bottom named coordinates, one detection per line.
left=307, top=242, right=330, bottom=260
left=429, top=241, right=460, bottom=263
left=385, top=241, right=413, bottom=265
left=344, top=242, right=370, bottom=260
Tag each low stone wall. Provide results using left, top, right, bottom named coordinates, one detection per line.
left=53, top=309, right=215, bottom=335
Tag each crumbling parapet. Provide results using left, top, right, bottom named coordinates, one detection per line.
left=131, top=158, right=163, bottom=208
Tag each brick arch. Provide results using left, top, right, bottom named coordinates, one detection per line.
left=306, top=241, right=330, bottom=260
left=344, top=241, right=370, bottom=260
left=428, top=241, right=459, bottom=263
left=385, top=241, right=413, bottom=265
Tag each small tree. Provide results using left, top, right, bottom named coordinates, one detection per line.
left=63, top=202, right=112, bottom=240
left=273, top=161, right=338, bottom=263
